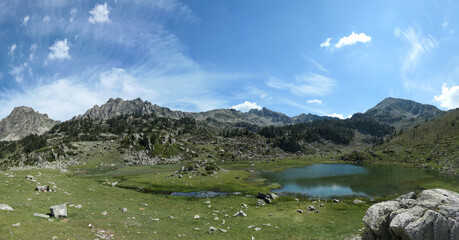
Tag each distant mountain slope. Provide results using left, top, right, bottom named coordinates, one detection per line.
left=0, top=106, right=59, bottom=141
left=372, top=108, right=459, bottom=174
left=76, top=98, right=328, bottom=127
left=364, top=97, right=444, bottom=129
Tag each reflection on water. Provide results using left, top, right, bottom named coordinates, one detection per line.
left=260, top=164, right=458, bottom=198
left=274, top=183, right=369, bottom=198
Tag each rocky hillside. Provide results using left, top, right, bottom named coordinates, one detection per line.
left=76, top=98, right=188, bottom=120
left=364, top=97, right=444, bottom=129
left=0, top=107, right=59, bottom=141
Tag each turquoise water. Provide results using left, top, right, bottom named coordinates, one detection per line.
left=260, top=164, right=459, bottom=198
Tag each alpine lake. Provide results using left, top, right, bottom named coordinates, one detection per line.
left=259, top=163, right=459, bottom=199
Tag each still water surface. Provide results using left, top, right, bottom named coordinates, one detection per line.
left=260, top=164, right=459, bottom=198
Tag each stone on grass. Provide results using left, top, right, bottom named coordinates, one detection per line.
left=194, top=215, right=200, bottom=219
left=353, top=199, right=364, bottom=204
left=254, top=227, right=261, bottom=231
left=0, top=204, right=14, bottom=211
left=120, top=208, right=128, bottom=213
left=333, top=199, right=340, bottom=203
left=208, top=226, right=217, bottom=233
left=297, top=209, right=303, bottom=213
left=25, top=175, right=34, bottom=180
left=307, top=206, right=316, bottom=211
left=101, top=211, right=107, bottom=216
left=33, top=213, right=50, bottom=218
left=12, top=223, right=20, bottom=227
left=49, top=204, right=67, bottom=218
left=233, top=210, right=247, bottom=217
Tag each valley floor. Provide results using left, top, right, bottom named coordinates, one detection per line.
left=0, top=157, right=457, bottom=239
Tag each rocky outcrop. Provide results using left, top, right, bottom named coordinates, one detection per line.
left=0, top=106, right=59, bottom=141
left=76, top=98, right=188, bottom=120
left=362, top=189, right=459, bottom=240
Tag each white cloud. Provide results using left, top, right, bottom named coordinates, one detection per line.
left=21, top=15, right=29, bottom=26
left=89, top=3, right=110, bottom=24
left=8, top=44, right=16, bottom=60
left=307, top=99, right=322, bottom=104
left=328, top=113, right=345, bottom=119
left=69, top=8, right=77, bottom=22
left=48, top=39, right=70, bottom=61
left=43, top=15, right=50, bottom=23
left=230, top=101, right=262, bottom=112
left=268, top=73, right=336, bottom=96
left=320, top=38, right=331, bottom=48
left=335, top=32, right=371, bottom=48
left=434, top=84, right=459, bottom=109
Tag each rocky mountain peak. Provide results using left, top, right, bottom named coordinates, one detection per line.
left=0, top=106, right=59, bottom=141
left=76, top=98, right=188, bottom=120
left=364, top=97, right=444, bottom=129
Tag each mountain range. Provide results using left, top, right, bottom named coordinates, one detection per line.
left=0, top=97, right=445, bottom=141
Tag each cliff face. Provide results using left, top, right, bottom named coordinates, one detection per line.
left=0, top=106, right=60, bottom=141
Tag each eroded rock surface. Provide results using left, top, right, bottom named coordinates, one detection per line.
left=362, top=189, right=459, bottom=240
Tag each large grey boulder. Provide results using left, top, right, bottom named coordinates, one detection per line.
left=49, top=204, right=67, bottom=218
left=362, top=189, right=459, bottom=240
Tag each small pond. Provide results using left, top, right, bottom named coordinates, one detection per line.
left=260, top=164, right=459, bottom=198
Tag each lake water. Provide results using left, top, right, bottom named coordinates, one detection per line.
left=260, top=164, right=459, bottom=198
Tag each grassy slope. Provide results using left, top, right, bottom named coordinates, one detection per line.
left=370, top=109, right=459, bottom=173
left=0, top=168, right=368, bottom=240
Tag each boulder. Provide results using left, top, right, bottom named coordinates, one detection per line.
left=0, top=204, right=14, bottom=211
left=257, top=192, right=278, bottom=204
left=362, top=189, right=459, bottom=240
left=49, top=204, right=67, bottom=218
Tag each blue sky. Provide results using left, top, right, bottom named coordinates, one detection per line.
left=2, top=0, right=459, bottom=120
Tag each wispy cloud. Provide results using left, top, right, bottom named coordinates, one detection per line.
left=307, top=99, right=322, bottom=104
left=230, top=101, right=262, bottom=112
left=89, top=2, right=110, bottom=24
left=21, top=15, right=29, bottom=26
left=303, top=57, right=329, bottom=72
left=69, top=8, right=78, bottom=23
left=434, top=84, right=459, bottom=109
left=401, top=27, right=437, bottom=73
left=42, top=15, right=50, bottom=23
left=8, top=44, right=17, bottom=60
left=268, top=73, right=336, bottom=96
left=400, top=27, right=437, bottom=93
